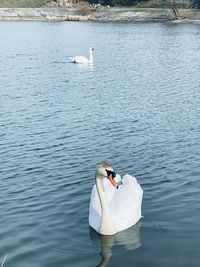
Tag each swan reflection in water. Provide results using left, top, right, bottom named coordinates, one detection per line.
left=90, top=221, right=141, bottom=267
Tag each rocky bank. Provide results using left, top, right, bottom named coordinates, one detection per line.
left=0, top=7, right=200, bottom=22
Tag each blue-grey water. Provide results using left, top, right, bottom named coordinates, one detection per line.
left=0, top=20, right=200, bottom=267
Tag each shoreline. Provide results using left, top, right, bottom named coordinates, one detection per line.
left=0, top=7, right=200, bottom=23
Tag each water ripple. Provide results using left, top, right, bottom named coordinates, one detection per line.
left=1, top=21, right=200, bottom=267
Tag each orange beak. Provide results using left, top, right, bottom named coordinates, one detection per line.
left=108, top=174, right=119, bottom=189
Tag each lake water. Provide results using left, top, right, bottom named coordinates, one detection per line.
left=0, top=20, right=200, bottom=267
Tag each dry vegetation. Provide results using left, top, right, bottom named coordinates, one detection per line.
left=76, top=1, right=92, bottom=15
left=0, top=0, right=50, bottom=7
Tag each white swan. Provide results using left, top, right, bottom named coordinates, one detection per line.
left=89, top=163, right=143, bottom=236
left=69, top=48, right=94, bottom=64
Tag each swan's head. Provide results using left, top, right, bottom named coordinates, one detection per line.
left=96, top=163, right=118, bottom=189
left=89, top=48, right=94, bottom=52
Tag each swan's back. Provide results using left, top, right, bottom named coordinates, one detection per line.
left=69, top=56, right=89, bottom=64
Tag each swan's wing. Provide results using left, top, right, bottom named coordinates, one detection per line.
left=69, top=56, right=89, bottom=64
left=111, top=175, right=143, bottom=232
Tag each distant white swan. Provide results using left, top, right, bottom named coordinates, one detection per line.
left=89, top=163, right=143, bottom=235
left=69, top=48, right=94, bottom=64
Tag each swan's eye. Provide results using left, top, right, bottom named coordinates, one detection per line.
left=106, top=170, right=116, bottom=179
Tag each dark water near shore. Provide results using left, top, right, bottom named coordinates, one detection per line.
left=0, top=21, right=200, bottom=267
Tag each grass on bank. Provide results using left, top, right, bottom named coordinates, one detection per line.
left=0, top=0, right=52, bottom=7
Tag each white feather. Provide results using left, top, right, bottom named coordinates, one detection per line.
left=89, top=172, right=143, bottom=235
left=69, top=48, right=94, bottom=64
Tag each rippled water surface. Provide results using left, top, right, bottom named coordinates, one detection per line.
left=1, top=21, right=200, bottom=267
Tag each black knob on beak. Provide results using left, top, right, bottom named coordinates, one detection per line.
left=106, top=170, right=116, bottom=179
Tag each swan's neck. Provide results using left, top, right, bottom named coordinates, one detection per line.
left=89, top=49, right=93, bottom=64
left=96, top=174, right=116, bottom=235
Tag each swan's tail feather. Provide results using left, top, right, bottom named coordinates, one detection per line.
left=68, top=57, right=76, bottom=63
